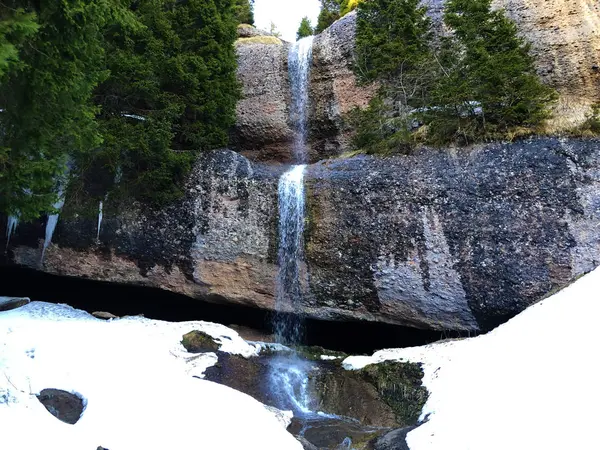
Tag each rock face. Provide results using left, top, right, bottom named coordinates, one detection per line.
left=309, top=12, right=377, bottom=161
left=305, top=138, right=600, bottom=331
left=6, top=150, right=281, bottom=313
left=492, top=0, right=600, bottom=130
left=233, top=29, right=295, bottom=163
left=3, top=138, right=600, bottom=333
left=233, top=3, right=600, bottom=160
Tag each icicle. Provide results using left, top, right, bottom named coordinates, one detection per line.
left=96, top=200, right=103, bottom=242
left=6, top=214, right=19, bottom=249
left=41, top=190, right=66, bottom=262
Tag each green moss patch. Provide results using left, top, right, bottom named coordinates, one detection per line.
left=181, top=330, right=220, bottom=353
left=359, top=361, right=428, bottom=426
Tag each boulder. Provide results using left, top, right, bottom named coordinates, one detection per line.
left=182, top=330, right=220, bottom=353
left=36, top=388, right=85, bottom=425
left=0, top=297, right=30, bottom=312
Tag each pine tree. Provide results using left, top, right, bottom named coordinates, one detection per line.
left=90, top=0, right=240, bottom=207
left=424, top=0, right=557, bottom=142
left=0, top=0, right=131, bottom=220
left=315, top=0, right=340, bottom=33
left=234, top=0, right=254, bottom=25
left=354, top=0, right=432, bottom=82
left=0, top=8, right=38, bottom=77
left=296, top=17, right=314, bottom=40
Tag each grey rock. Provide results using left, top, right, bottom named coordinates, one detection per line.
left=233, top=35, right=295, bottom=163
left=370, top=426, right=418, bottom=450
left=36, top=388, right=85, bottom=425
left=0, top=296, right=30, bottom=312
left=92, top=311, right=118, bottom=320
left=4, top=138, right=600, bottom=332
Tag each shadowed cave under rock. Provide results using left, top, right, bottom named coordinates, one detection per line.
left=0, top=265, right=471, bottom=354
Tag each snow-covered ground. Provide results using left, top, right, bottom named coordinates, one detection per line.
left=345, top=268, right=600, bottom=450
left=0, top=302, right=301, bottom=450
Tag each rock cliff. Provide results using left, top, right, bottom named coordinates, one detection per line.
left=234, top=3, right=600, bottom=162
left=4, top=138, right=599, bottom=332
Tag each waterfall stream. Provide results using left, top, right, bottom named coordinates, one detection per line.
left=275, top=164, right=307, bottom=344
left=288, top=36, right=314, bottom=163
left=269, top=36, right=316, bottom=416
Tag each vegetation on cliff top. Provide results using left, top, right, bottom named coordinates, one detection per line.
left=296, top=16, right=314, bottom=40
left=351, top=0, right=557, bottom=154
left=315, top=0, right=361, bottom=34
left=0, top=0, right=240, bottom=220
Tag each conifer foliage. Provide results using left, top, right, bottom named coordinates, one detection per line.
left=351, top=0, right=557, bottom=152
left=0, top=0, right=240, bottom=219
left=297, top=17, right=314, bottom=40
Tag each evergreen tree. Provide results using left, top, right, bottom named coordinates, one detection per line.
left=0, top=0, right=132, bottom=220
left=91, top=0, right=240, bottom=206
left=315, top=0, right=340, bottom=34
left=354, top=0, right=432, bottom=82
left=0, top=7, right=38, bottom=77
left=234, top=0, right=254, bottom=25
left=296, top=17, right=314, bottom=40
left=423, top=0, right=557, bottom=142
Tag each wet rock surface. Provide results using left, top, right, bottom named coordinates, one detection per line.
left=367, top=426, right=418, bottom=450
left=304, top=138, right=600, bottom=331
left=204, top=348, right=425, bottom=449
left=4, top=138, right=600, bottom=332
left=0, top=296, right=30, bottom=312
left=181, top=330, right=220, bottom=353
left=36, top=389, right=85, bottom=425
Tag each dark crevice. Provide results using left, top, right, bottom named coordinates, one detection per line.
left=0, top=265, right=471, bottom=354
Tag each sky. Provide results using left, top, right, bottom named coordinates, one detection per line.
left=254, top=0, right=322, bottom=42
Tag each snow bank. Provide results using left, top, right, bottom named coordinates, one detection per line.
left=0, top=302, right=301, bottom=450
left=344, top=268, right=600, bottom=450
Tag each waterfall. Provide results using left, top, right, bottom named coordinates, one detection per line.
left=96, top=200, right=103, bottom=242
left=288, top=36, right=314, bottom=163
left=5, top=215, right=19, bottom=248
left=275, top=164, right=307, bottom=343
left=268, top=36, right=315, bottom=416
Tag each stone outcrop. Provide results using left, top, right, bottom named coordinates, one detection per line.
left=309, top=12, right=377, bottom=161
left=305, top=138, right=600, bottom=331
left=4, top=138, right=600, bottom=332
left=5, top=150, right=282, bottom=313
left=492, top=0, right=600, bottom=130
left=233, top=28, right=295, bottom=163
left=233, top=3, right=600, bottom=162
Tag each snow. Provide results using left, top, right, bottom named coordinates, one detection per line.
left=0, top=302, right=302, bottom=450
left=319, top=355, right=341, bottom=361
left=344, top=268, right=600, bottom=450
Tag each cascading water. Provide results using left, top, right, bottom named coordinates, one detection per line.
left=269, top=36, right=316, bottom=416
left=288, top=36, right=314, bottom=163
left=274, top=164, right=308, bottom=343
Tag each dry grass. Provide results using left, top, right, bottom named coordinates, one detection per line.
left=235, top=36, right=282, bottom=46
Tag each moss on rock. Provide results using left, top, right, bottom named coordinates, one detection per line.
left=359, top=361, right=428, bottom=426
left=181, top=330, right=220, bottom=353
